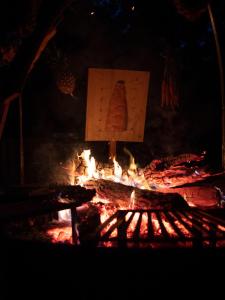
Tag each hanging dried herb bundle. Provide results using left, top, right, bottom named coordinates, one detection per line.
left=161, top=48, right=179, bottom=109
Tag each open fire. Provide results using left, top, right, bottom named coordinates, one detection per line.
left=46, top=149, right=221, bottom=247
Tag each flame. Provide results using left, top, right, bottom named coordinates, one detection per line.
left=47, top=226, right=72, bottom=244
left=125, top=147, right=137, bottom=185
left=80, top=149, right=98, bottom=179
left=113, top=157, right=122, bottom=182
left=58, top=209, right=71, bottom=222
left=76, top=150, right=99, bottom=186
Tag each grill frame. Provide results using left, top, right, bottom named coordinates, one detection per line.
left=89, top=208, right=225, bottom=248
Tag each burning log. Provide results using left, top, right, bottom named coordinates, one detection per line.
left=0, top=185, right=96, bottom=221
left=85, top=179, right=188, bottom=210
left=168, top=172, right=225, bottom=208
left=170, top=172, right=225, bottom=188
left=143, top=152, right=210, bottom=188
left=146, top=153, right=205, bottom=171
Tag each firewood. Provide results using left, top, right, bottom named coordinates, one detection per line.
left=0, top=185, right=96, bottom=221
left=143, top=153, right=209, bottom=188
left=145, top=153, right=205, bottom=171
left=170, top=172, right=225, bottom=188
left=84, top=179, right=188, bottom=210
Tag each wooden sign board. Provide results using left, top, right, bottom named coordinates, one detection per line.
left=85, top=68, right=150, bottom=142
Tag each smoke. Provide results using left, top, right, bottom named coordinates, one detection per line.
left=25, top=141, right=86, bottom=185
left=144, top=104, right=193, bottom=158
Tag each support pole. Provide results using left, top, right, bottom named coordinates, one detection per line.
left=208, top=4, right=225, bottom=169
left=109, top=140, right=117, bottom=161
left=71, top=207, right=79, bottom=245
left=19, top=95, right=24, bottom=185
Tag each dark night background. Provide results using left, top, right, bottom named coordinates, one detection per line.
left=0, top=0, right=225, bottom=185
left=1, top=2, right=225, bottom=299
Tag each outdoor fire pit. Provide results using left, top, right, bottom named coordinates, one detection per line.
left=1, top=1, right=225, bottom=298
left=1, top=149, right=225, bottom=250
left=1, top=149, right=225, bottom=300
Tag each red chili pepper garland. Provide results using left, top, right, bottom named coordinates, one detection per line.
left=161, top=52, right=179, bottom=109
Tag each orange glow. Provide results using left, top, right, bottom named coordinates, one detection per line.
left=47, top=226, right=72, bottom=244
left=46, top=149, right=214, bottom=246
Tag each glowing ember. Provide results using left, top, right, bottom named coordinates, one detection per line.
left=140, top=212, right=148, bottom=237
left=218, top=225, right=225, bottom=232
left=47, top=226, right=72, bottom=244
left=99, top=205, right=118, bottom=238
left=169, top=212, right=192, bottom=237
left=160, top=212, right=178, bottom=237
left=127, top=212, right=140, bottom=238
left=151, top=213, right=162, bottom=236
left=129, top=190, right=135, bottom=209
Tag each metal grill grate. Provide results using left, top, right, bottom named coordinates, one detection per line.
left=91, top=208, right=225, bottom=248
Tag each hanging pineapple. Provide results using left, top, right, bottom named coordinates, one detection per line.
left=56, top=68, right=76, bottom=97
left=45, top=45, right=76, bottom=97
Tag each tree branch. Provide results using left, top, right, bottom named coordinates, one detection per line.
left=0, top=0, right=74, bottom=141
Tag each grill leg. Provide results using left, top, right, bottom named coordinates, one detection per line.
left=117, top=212, right=127, bottom=247
left=71, top=207, right=79, bottom=245
left=209, top=223, right=217, bottom=248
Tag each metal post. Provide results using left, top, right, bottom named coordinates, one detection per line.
left=71, top=207, right=79, bottom=245
left=19, top=95, right=24, bottom=185
left=109, top=140, right=117, bottom=161
left=208, top=4, right=225, bottom=169
left=117, top=211, right=127, bottom=247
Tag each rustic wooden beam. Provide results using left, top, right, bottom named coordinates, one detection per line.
left=0, top=184, right=95, bottom=221
left=0, top=92, right=20, bottom=140
left=207, top=4, right=225, bottom=170
left=109, top=141, right=117, bottom=160
left=0, top=0, right=74, bottom=141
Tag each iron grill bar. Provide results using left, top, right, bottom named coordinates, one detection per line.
left=133, top=212, right=142, bottom=240
left=147, top=211, right=154, bottom=239
left=104, top=235, right=225, bottom=242
left=101, top=210, right=126, bottom=240
left=124, top=211, right=136, bottom=229
left=117, top=210, right=136, bottom=242
left=95, top=210, right=120, bottom=234
left=180, top=210, right=211, bottom=237
left=155, top=211, right=170, bottom=239
left=117, top=210, right=127, bottom=243
left=192, top=209, right=225, bottom=227
left=170, top=211, right=202, bottom=238
left=163, top=211, right=184, bottom=238
left=100, top=211, right=137, bottom=240
left=95, top=209, right=225, bottom=246
left=190, top=210, right=225, bottom=236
